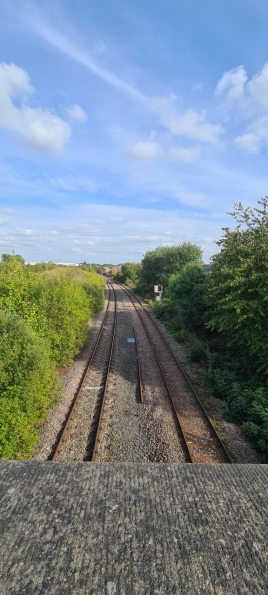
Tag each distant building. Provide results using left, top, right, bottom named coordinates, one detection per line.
left=110, top=266, right=122, bottom=275
left=100, top=266, right=112, bottom=275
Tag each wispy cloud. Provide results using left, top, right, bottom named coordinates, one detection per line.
left=216, top=63, right=268, bottom=113
left=24, top=7, right=145, bottom=102
left=0, top=202, right=228, bottom=263
left=24, top=4, right=223, bottom=149
left=65, top=104, right=87, bottom=122
left=216, top=65, right=247, bottom=103
left=235, top=113, right=268, bottom=153
left=128, top=141, right=161, bottom=160
left=216, top=63, right=268, bottom=153
left=128, top=140, right=200, bottom=162
left=159, top=108, right=223, bottom=144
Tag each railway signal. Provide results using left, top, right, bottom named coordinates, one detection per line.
left=154, top=284, right=163, bottom=301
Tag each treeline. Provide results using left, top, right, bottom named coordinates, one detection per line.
left=0, top=255, right=105, bottom=459
left=114, top=262, right=142, bottom=287
left=119, top=199, right=268, bottom=460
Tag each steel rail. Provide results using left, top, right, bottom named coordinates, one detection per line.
left=132, top=291, right=233, bottom=461
left=115, top=282, right=232, bottom=464
left=51, top=283, right=114, bottom=461
left=91, top=287, right=117, bottom=461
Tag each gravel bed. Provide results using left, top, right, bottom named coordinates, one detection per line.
left=95, top=287, right=187, bottom=462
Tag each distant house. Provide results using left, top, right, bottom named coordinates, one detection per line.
left=110, top=266, right=122, bottom=275
left=100, top=266, right=112, bottom=275
left=202, top=264, right=212, bottom=271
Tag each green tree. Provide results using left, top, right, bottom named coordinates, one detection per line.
left=114, top=262, right=142, bottom=287
left=1, top=253, right=25, bottom=265
left=206, top=197, right=268, bottom=375
left=167, top=262, right=206, bottom=332
left=137, top=243, right=203, bottom=299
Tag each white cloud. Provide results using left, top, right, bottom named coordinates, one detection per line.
left=174, top=189, right=209, bottom=207
left=128, top=141, right=161, bottom=160
left=0, top=62, right=71, bottom=153
left=167, top=146, right=200, bottom=162
left=25, top=10, right=223, bottom=147
left=128, top=140, right=200, bottom=163
left=235, top=114, right=268, bottom=153
left=66, top=104, right=87, bottom=121
left=106, top=217, right=125, bottom=224
left=73, top=239, right=95, bottom=245
left=48, top=174, right=98, bottom=192
left=0, top=207, right=20, bottom=215
left=0, top=201, right=233, bottom=263
left=217, top=62, right=268, bottom=153
left=217, top=62, right=268, bottom=112
left=61, top=224, right=101, bottom=235
left=235, top=133, right=260, bottom=153
left=160, top=109, right=223, bottom=143
left=247, top=64, right=268, bottom=111
left=25, top=11, right=144, bottom=102
left=216, top=65, right=247, bottom=102
left=249, top=114, right=268, bottom=137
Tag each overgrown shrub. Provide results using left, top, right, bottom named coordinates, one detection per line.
left=40, top=276, right=89, bottom=364
left=0, top=310, right=60, bottom=458
left=83, top=272, right=105, bottom=313
left=208, top=352, right=268, bottom=460
left=0, top=256, right=105, bottom=458
left=167, top=262, right=206, bottom=332
left=114, top=262, right=142, bottom=287
left=187, top=338, right=209, bottom=364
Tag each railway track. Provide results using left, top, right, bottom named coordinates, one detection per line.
left=51, top=280, right=232, bottom=464
left=51, top=283, right=117, bottom=461
left=116, top=282, right=232, bottom=464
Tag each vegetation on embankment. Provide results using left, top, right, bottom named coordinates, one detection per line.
left=0, top=255, right=105, bottom=459
left=136, top=243, right=203, bottom=300
left=114, top=262, right=142, bottom=288
left=124, top=200, right=268, bottom=460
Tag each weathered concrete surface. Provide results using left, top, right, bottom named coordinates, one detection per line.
left=0, top=462, right=267, bottom=594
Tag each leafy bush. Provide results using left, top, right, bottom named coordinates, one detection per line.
left=0, top=256, right=105, bottom=458
left=0, top=310, right=60, bottom=458
left=114, top=262, right=142, bottom=287
left=83, top=272, right=105, bottom=313
left=39, top=276, right=89, bottom=364
left=208, top=353, right=268, bottom=460
left=167, top=262, right=206, bottom=332
left=187, top=338, right=209, bottom=364
left=0, top=259, right=106, bottom=366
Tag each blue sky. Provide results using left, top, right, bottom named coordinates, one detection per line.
left=0, top=1, right=268, bottom=264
